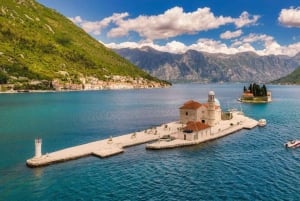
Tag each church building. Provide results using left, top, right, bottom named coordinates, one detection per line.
left=179, top=91, right=222, bottom=126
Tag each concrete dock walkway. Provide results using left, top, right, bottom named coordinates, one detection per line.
left=26, top=122, right=183, bottom=167
left=26, top=112, right=258, bottom=168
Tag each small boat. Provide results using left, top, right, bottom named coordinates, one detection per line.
left=284, top=140, right=300, bottom=148
left=258, top=119, right=267, bottom=127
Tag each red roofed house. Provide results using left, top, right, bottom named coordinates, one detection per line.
left=179, top=100, right=202, bottom=123
left=178, top=121, right=211, bottom=141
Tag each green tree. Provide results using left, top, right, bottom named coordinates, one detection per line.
left=262, top=84, right=267, bottom=96
left=248, top=83, right=253, bottom=93
left=0, top=71, right=8, bottom=84
left=252, top=83, right=257, bottom=96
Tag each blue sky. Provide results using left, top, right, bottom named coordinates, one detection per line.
left=38, top=0, right=300, bottom=56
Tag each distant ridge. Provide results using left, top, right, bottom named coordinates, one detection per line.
left=0, top=0, right=169, bottom=91
left=271, top=66, right=300, bottom=84
left=114, top=47, right=300, bottom=83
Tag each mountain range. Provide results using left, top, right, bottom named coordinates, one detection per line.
left=0, top=0, right=168, bottom=92
left=114, top=47, right=300, bottom=83
left=1, top=0, right=299, bottom=92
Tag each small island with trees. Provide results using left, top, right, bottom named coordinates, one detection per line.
left=238, top=83, right=272, bottom=103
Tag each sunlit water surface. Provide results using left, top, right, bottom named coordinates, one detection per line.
left=0, top=84, right=299, bottom=200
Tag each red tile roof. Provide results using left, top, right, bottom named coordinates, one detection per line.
left=180, top=100, right=220, bottom=110
left=179, top=100, right=202, bottom=109
left=184, top=121, right=210, bottom=132
left=242, top=92, right=254, bottom=97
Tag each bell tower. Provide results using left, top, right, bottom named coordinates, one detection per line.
left=207, top=91, right=216, bottom=126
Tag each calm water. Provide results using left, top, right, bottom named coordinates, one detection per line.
left=0, top=84, right=299, bottom=201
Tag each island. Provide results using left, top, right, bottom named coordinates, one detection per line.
left=238, top=83, right=272, bottom=103
left=26, top=91, right=258, bottom=168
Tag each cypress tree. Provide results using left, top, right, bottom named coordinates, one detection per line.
left=248, top=83, right=253, bottom=93
left=262, top=84, right=267, bottom=96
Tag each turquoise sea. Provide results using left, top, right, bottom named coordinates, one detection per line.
left=0, top=83, right=299, bottom=201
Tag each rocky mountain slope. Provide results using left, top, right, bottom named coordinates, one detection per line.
left=0, top=0, right=169, bottom=92
left=114, top=47, right=300, bottom=83
left=271, top=66, right=300, bottom=84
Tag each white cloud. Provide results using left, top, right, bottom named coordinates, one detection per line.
left=240, top=34, right=273, bottom=44
left=106, top=33, right=300, bottom=57
left=106, top=40, right=188, bottom=53
left=107, top=7, right=235, bottom=40
left=220, top=30, right=243, bottom=39
left=71, top=7, right=259, bottom=40
left=106, top=41, right=143, bottom=49
left=69, top=16, right=83, bottom=23
left=106, top=39, right=235, bottom=54
left=237, top=34, right=282, bottom=55
left=164, top=41, right=187, bottom=53
left=236, top=43, right=256, bottom=53
left=282, top=42, right=300, bottom=56
left=278, top=7, right=300, bottom=27
left=189, top=39, right=234, bottom=53
left=70, top=6, right=300, bottom=56
left=234, top=11, right=260, bottom=28
left=69, top=13, right=129, bottom=35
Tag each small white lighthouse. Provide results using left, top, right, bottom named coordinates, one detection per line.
left=34, top=138, right=42, bottom=158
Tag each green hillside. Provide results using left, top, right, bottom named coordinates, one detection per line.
left=0, top=0, right=168, bottom=91
left=272, top=66, right=300, bottom=84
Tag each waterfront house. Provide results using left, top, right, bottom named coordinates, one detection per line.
left=178, top=121, right=211, bottom=141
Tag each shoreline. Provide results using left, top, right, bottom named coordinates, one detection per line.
left=237, top=98, right=272, bottom=104
left=0, top=85, right=171, bottom=95
left=238, top=100, right=272, bottom=103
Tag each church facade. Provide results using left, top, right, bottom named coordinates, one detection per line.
left=179, top=91, right=222, bottom=126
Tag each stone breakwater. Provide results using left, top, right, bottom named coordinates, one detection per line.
left=26, top=111, right=257, bottom=168
left=26, top=122, right=182, bottom=167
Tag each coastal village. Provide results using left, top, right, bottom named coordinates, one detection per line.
left=52, top=74, right=168, bottom=90
left=27, top=91, right=258, bottom=167
left=0, top=74, right=169, bottom=93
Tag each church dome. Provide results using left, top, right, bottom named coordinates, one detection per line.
left=215, top=98, right=221, bottom=107
left=208, top=91, right=215, bottom=96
